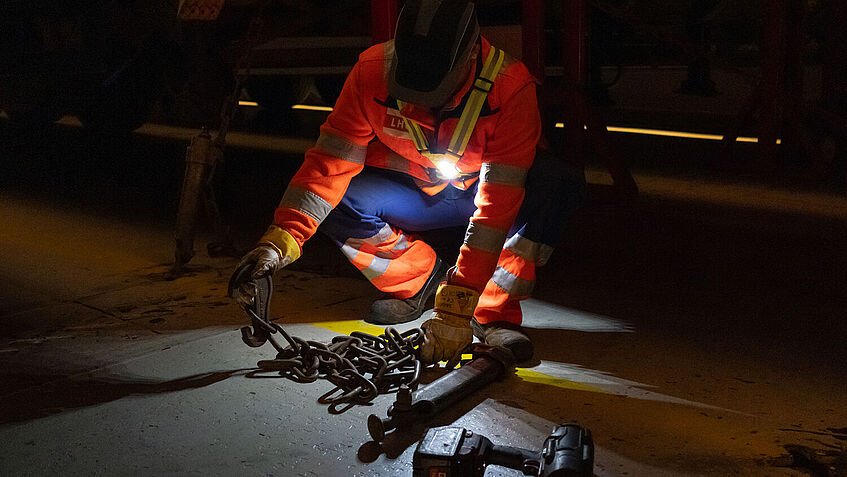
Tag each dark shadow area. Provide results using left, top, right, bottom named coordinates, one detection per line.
left=535, top=189, right=847, bottom=363
left=0, top=122, right=299, bottom=252
left=0, top=368, right=253, bottom=426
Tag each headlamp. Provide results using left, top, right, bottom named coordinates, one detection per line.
left=432, top=154, right=460, bottom=180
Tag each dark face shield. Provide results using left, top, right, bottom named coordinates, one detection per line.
left=389, top=0, right=480, bottom=108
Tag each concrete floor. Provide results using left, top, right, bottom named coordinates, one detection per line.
left=1, top=121, right=846, bottom=476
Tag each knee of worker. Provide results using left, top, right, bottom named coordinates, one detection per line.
left=527, top=150, right=586, bottom=217
left=318, top=204, right=387, bottom=247
left=317, top=210, right=351, bottom=246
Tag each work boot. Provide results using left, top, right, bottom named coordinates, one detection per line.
left=470, top=319, right=534, bottom=363
left=366, top=258, right=450, bottom=325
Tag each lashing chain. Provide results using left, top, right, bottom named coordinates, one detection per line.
left=254, top=321, right=423, bottom=414
left=229, top=264, right=424, bottom=414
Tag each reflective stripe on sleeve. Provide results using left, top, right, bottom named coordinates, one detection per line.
left=492, top=266, right=535, bottom=298
left=315, top=131, right=368, bottom=164
left=479, top=163, right=528, bottom=188
left=279, top=185, right=333, bottom=223
left=464, top=222, right=507, bottom=255
left=504, top=234, right=554, bottom=266
left=384, top=150, right=412, bottom=174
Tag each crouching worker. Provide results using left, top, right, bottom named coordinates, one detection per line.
left=231, top=0, right=584, bottom=367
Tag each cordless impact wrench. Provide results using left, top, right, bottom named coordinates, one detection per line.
left=413, top=423, right=593, bottom=477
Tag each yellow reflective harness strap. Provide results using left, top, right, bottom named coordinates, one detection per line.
left=447, top=47, right=505, bottom=156
left=395, top=47, right=505, bottom=170
left=405, top=117, right=430, bottom=156
left=395, top=99, right=431, bottom=156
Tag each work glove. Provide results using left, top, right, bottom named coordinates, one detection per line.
left=231, top=225, right=301, bottom=306
left=419, top=283, right=479, bottom=369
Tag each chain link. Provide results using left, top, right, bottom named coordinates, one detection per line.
left=250, top=315, right=424, bottom=414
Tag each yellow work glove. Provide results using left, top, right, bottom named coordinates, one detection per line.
left=419, top=283, right=479, bottom=369
left=232, top=225, right=300, bottom=306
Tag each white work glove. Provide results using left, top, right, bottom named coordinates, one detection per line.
left=231, top=225, right=300, bottom=306
left=419, top=283, right=479, bottom=369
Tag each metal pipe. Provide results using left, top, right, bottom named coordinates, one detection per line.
left=367, top=345, right=513, bottom=441
left=174, top=128, right=214, bottom=269
left=410, top=355, right=505, bottom=415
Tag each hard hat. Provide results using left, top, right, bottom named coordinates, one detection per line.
left=389, top=0, right=480, bottom=108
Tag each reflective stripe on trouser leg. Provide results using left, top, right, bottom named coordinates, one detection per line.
left=319, top=167, right=476, bottom=299
left=474, top=248, right=536, bottom=325
left=475, top=150, right=584, bottom=325
left=339, top=224, right=438, bottom=299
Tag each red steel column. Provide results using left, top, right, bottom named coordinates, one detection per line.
left=782, top=0, right=808, bottom=162
left=562, top=0, right=589, bottom=91
left=757, top=0, right=787, bottom=169
left=521, top=0, right=545, bottom=82
left=822, top=0, right=846, bottom=109
left=823, top=0, right=847, bottom=188
left=561, top=0, right=589, bottom=165
left=562, top=0, right=637, bottom=197
left=371, top=0, right=399, bottom=44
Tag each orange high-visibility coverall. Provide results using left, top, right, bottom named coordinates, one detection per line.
left=269, top=37, right=542, bottom=325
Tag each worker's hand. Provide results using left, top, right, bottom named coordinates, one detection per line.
left=230, top=226, right=301, bottom=306
left=419, top=313, right=473, bottom=368
left=418, top=283, right=479, bottom=368
left=231, top=245, right=280, bottom=306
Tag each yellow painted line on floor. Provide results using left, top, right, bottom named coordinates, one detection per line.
left=310, top=319, right=608, bottom=392
left=311, top=319, right=386, bottom=336
left=515, top=367, right=609, bottom=394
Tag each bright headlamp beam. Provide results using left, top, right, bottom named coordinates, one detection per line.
left=436, top=159, right=460, bottom=180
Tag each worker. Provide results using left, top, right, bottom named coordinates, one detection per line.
left=232, top=0, right=584, bottom=367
